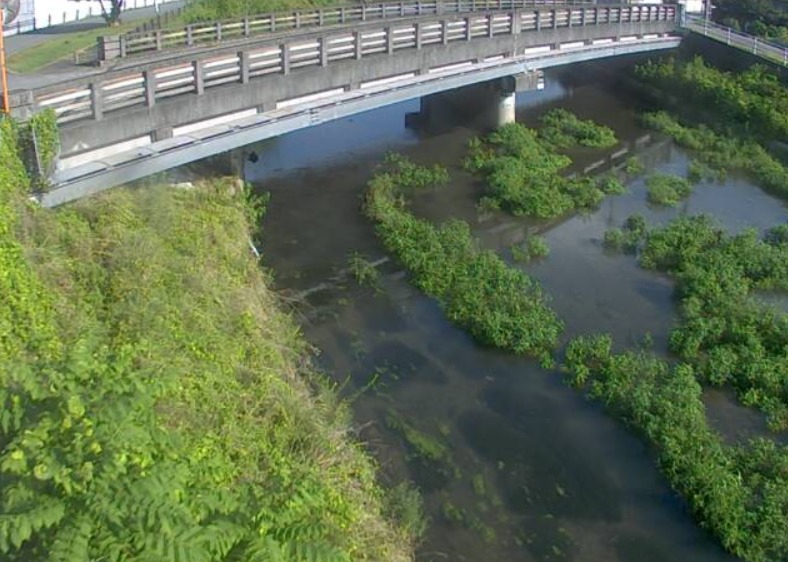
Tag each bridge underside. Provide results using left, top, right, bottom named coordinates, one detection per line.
left=42, top=35, right=680, bottom=207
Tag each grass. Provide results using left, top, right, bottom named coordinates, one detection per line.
left=8, top=20, right=139, bottom=73
left=7, top=16, right=184, bottom=73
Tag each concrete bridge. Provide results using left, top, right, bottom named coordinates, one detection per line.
left=7, top=1, right=682, bottom=206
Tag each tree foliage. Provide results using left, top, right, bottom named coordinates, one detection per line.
left=636, top=58, right=788, bottom=140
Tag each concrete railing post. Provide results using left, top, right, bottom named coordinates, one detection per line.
left=239, top=51, right=250, bottom=83
left=281, top=45, right=291, bottom=74
left=319, top=37, right=329, bottom=66
left=415, top=22, right=422, bottom=48
left=143, top=70, right=156, bottom=106
left=487, top=14, right=494, bottom=37
left=271, top=13, right=276, bottom=32
left=400, top=2, right=405, bottom=17
left=354, top=31, right=363, bottom=58
left=361, top=4, right=366, bottom=21
left=155, top=30, right=163, bottom=50
left=243, top=17, right=250, bottom=36
left=442, top=19, right=449, bottom=43
left=552, top=9, right=557, bottom=29
left=340, top=7, right=346, bottom=23
left=535, top=9, right=541, bottom=31
left=465, top=16, right=472, bottom=40
left=319, top=9, right=325, bottom=25
left=295, top=11, right=301, bottom=28
left=186, top=25, right=194, bottom=46
left=193, top=61, right=204, bottom=94
left=511, top=10, right=520, bottom=34
left=90, top=83, right=103, bottom=120
left=216, top=22, right=222, bottom=41
left=386, top=27, right=394, bottom=53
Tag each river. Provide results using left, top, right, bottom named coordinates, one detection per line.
left=248, top=57, right=787, bottom=562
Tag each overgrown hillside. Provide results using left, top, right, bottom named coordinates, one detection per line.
left=0, top=119, right=415, bottom=561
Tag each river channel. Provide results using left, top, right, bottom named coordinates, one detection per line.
left=249, top=57, right=787, bottom=562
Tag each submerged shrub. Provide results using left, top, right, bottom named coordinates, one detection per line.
left=646, top=174, right=693, bottom=207
left=539, top=108, right=618, bottom=149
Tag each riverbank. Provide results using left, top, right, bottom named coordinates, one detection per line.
left=0, top=118, right=416, bottom=559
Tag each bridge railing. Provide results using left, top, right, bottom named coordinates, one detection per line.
left=99, top=0, right=596, bottom=60
left=27, top=4, right=676, bottom=127
left=684, top=15, right=787, bottom=66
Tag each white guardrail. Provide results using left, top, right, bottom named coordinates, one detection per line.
left=106, top=0, right=598, bottom=58
left=684, top=15, right=788, bottom=66
left=31, top=4, right=676, bottom=126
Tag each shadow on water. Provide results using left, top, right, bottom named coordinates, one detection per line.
left=249, top=60, right=786, bottom=561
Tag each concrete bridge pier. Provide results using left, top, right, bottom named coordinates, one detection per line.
left=204, top=147, right=248, bottom=179
left=406, top=71, right=540, bottom=132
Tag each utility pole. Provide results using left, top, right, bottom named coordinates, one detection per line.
left=0, top=8, right=9, bottom=115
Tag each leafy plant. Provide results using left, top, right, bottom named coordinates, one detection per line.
left=511, top=236, right=550, bottom=263
left=465, top=122, right=625, bottom=218
left=646, top=174, right=693, bottom=206
left=0, top=120, right=414, bottom=562
left=539, top=108, right=618, bottom=149
left=348, top=252, right=380, bottom=288
left=563, top=337, right=788, bottom=562
left=366, top=154, right=562, bottom=365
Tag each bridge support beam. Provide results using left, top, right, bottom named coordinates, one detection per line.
left=406, top=71, right=540, bottom=132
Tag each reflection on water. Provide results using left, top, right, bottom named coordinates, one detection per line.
left=254, top=62, right=786, bottom=561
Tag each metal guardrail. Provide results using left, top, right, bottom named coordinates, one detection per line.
left=99, top=0, right=597, bottom=59
left=684, top=15, right=788, bottom=66
left=31, top=4, right=676, bottom=126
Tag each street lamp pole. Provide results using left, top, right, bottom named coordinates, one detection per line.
left=0, top=8, right=9, bottom=114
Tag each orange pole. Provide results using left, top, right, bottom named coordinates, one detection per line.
left=0, top=8, right=9, bottom=114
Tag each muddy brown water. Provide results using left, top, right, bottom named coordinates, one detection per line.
left=248, top=60, right=787, bottom=561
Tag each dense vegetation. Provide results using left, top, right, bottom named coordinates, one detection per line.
left=645, top=173, right=693, bottom=206
left=365, top=153, right=563, bottom=365
left=0, top=119, right=414, bottom=562
left=605, top=215, right=788, bottom=430
left=538, top=109, right=618, bottom=150
left=564, top=337, right=788, bottom=562
left=642, top=112, right=788, bottom=200
left=465, top=122, right=624, bottom=218
left=712, top=0, right=788, bottom=42
left=183, top=0, right=341, bottom=22
left=635, top=58, right=788, bottom=140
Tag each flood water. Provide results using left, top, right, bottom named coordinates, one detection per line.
left=250, top=59, right=787, bottom=561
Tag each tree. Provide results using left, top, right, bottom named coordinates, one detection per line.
left=68, top=0, right=125, bottom=26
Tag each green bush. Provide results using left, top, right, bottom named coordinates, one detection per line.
left=646, top=174, right=693, bottom=206
left=366, top=154, right=562, bottom=365
left=0, top=123, right=414, bottom=561
left=466, top=122, right=625, bottom=218
left=563, top=337, right=788, bottom=562
left=183, top=0, right=342, bottom=22
left=606, top=213, right=788, bottom=429
left=636, top=57, right=788, bottom=140
left=641, top=112, right=788, bottom=201
left=539, top=108, right=618, bottom=149
left=511, top=236, right=550, bottom=263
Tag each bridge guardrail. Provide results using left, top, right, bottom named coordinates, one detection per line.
left=25, top=4, right=676, bottom=127
left=684, top=15, right=787, bottom=66
left=98, top=0, right=597, bottom=60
